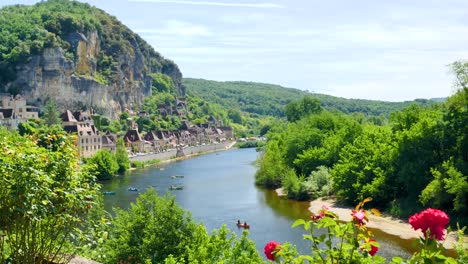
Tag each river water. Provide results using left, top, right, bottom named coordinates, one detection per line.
left=101, top=148, right=411, bottom=260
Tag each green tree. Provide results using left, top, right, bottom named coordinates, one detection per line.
left=103, top=190, right=198, bottom=263
left=228, top=108, right=243, bottom=124
left=284, top=96, right=322, bottom=122
left=87, top=149, right=119, bottom=180
left=17, top=121, right=37, bottom=136
left=0, top=127, right=99, bottom=263
left=115, top=138, right=130, bottom=173
left=150, top=72, right=175, bottom=93
left=43, top=98, right=62, bottom=126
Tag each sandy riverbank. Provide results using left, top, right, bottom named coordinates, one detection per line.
left=311, top=197, right=465, bottom=250
left=275, top=189, right=463, bottom=250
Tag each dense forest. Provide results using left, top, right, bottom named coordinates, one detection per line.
left=255, top=61, right=468, bottom=225
left=184, top=78, right=440, bottom=118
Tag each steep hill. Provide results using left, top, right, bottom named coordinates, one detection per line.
left=0, top=0, right=183, bottom=118
left=184, top=78, right=440, bottom=117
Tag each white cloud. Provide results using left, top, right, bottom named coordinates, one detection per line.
left=128, top=0, right=283, bottom=8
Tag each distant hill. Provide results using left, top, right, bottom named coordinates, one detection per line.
left=184, top=78, right=440, bottom=117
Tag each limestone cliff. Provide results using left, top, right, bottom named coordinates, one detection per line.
left=0, top=0, right=184, bottom=119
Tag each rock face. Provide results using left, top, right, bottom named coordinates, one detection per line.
left=9, top=30, right=183, bottom=119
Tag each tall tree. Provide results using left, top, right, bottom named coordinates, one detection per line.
left=43, top=98, right=61, bottom=126
left=115, top=138, right=130, bottom=173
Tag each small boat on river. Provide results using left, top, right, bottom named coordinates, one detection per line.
left=237, top=223, right=250, bottom=229
left=171, top=175, right=184, bottom=179
left=127, top=187, right=138, bottom=192
left=236, top=220, right=250, bottom=229
left=169, top=185, right=183, bottom=190
left=102, top=191, right=116, bottom=195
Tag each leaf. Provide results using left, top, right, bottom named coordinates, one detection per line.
left=391, top=256, right=404, bottom=263
left=292, top=219, right=306, bottom=228
left=370, top=208, right=382, bottom=217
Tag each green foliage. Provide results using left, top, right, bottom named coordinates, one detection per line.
left=285, top=96, right=322, bottom=122
left=42, top=98, right=61, bottom=126
left=183, top=226, right=264, bottom=264
left=184, top=78, right=440, bottom=118
left=99, top=189, right=263, bottom=263
left=271, top=201, right=465, bottom=264
left=332, top=125, right=395, bottom=205
left=0, top=127, right=99, bottom=263
left=17, top=120, right=38, bottom=135
left=87, top=149, right=119, bottom=180
left=255, top=140, right=287, bottom=188
left=235, top=140, right=265, bottom=149
left=421, top=160, right=468, bottom=213
left=0, top=0, right=181, bottom=91
left=257, top=80, right=467, bottom=222
left=150, top=72, right=176, bottom=93
left=228, top=108, right=243, bottom=124
left=282, top=169, right=312, bottom=201
left=102, top=189, right=197, bottom=263
left=276, top=199, right=385, bottom=263
left=115, top=138, right=130, bottom=173
left=303, top=166, right=333, bottom=198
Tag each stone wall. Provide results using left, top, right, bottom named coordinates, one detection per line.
left=129, top=141, right=235, bottom=163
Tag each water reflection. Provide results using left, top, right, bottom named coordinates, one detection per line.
left=101, top=148, right=413, bottom=260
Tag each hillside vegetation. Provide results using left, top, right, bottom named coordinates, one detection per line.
left=255, top=61, right=468, bottom=225
left=184, top=78, right=439, bottom=117
left=0, top=0, right=182, bottom=93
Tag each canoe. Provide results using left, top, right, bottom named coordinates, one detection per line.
left=103, top=191, right=116, bottom=195
left=169, top=185, right=183, bottom=190
left=127, top=187, right=138, bottom=192
left=237, top=223, right=250, bottom=229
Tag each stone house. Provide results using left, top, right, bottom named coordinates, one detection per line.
left=143, top=131, right=163, bottom=152
left=219, top=126, right=234, bottom=140
left=101, top=132, right=117, bottom=153
left=61, top=110, right=102, bottom=158
left=0, top=109, right=20, bottom=130
left=0, top=94, right=39, bottom=120
left=123, top=129, right=145, bottom=153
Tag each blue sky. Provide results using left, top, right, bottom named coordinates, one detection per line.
left=2, top=0, right=468, bottom=101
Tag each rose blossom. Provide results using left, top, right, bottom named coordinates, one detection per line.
left=361, top=239, right=379, bottom=256
left=264, top=241, right=281, bottom=261
left=408, top=208, right=449, bottom=241
left=351, top=209, right=366, bottom=225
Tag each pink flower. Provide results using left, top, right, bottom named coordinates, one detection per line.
left=264, top=241, right=281, bottom=261
left=361, top=239, right=379, bottom=256
left=351, top=209, right=366, bottom=226
left=322, top=205, right=330, bottom=211
left=311, top=211, right=325, bottom=221
left=408, top=208, right=449, bottom=241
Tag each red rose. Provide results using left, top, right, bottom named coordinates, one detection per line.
left=408, top=208, right=449, bottom=241
left=362, top=239, right=379, bottom=256
left=264, top=241, right=281, bottom=261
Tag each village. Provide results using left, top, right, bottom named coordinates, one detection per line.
left=0, top=93, right=234, bottom=158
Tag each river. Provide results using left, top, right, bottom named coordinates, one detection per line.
left=101, top=148, right=411, bottom=260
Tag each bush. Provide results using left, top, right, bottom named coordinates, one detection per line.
left=0, top=128, right=99, bottom=263
left=87, top=149, right=119, bottom=180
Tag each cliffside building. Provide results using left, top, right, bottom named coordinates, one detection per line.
left=0, top=94, right=39, bottom=130
left=61, top=110, right=103, bottom=158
